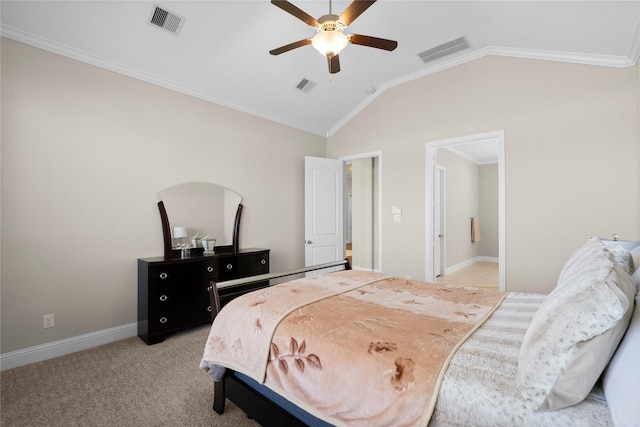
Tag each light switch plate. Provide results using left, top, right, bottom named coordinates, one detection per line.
left=392, top=206, right=402, bottom=214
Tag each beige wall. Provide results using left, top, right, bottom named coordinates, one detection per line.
left=479, top=163, right=499, bottom=259
left=436, top=149, right=480, bottom=267
left=435, top=150, right=498, bottom=268
left=435, top=150, right=499, bottom=268
left=328, top=56, right=639, bottom=293
left=436, top=147, right=499, bottom=269
left=2, top=38, right=639, bottom=356
left=1, top=39, right=326, bottom=353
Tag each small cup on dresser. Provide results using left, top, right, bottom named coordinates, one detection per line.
left=202, top=238, right=217, bottom=254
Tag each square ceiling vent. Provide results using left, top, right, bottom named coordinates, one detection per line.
left=148, top=4, right=185, bottom=36
left=296, top=78, right=317, bottom=94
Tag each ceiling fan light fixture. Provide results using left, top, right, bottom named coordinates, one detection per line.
left=312, top=30, right=348, bottom=57
left=269, top=0, right=397, bottom=73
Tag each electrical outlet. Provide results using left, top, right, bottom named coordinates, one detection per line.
left=43, top=313, right=55, bottom=329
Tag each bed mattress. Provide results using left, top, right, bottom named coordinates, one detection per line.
left=201, top=275, right=613, bottom=426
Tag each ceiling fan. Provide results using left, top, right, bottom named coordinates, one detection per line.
left=269, top=0, right=398, bottom=74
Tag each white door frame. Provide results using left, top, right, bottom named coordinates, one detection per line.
left=425, top=131, right=505, bottom=291
left=340, top=151, right=382, bottom=272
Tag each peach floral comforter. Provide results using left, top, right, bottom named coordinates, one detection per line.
left=201, top=270, right=505, bottom=426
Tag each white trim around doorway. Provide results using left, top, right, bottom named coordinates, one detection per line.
left=425, top=131, right=505, bottom=291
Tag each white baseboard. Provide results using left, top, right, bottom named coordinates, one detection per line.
left=0, top=322, right=138, bottom=371
left=445, top=256, right=498, bottom=275
left=351, top=266, right=382, bottom=272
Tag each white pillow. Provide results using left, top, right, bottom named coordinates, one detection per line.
left=603, top=269, right=640, bottom=427
left=557, top=237, right=612, bottom=288
left=606, top=244, right=633, bottom=275
left=630, top=246, right=640, bottom=273
left=518, top=239, right=636, bottom=411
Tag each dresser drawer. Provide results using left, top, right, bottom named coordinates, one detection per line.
left=237, top=251, right=269, bottom=276
left=149, top=258, right=220, bottom=284
left=138, top=248, right=270, bottom=345
left=148, top=280, right=211, bottom=330
left=149, top=280, right=209, bottom=310
left=218, top=251, right=269, bottom=281
left=149, top=302, right=212, bottom=334
left=148, top=263, right=200, bottom=285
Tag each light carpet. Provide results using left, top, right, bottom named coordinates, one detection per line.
left=1, top=325, right=259, bottom=427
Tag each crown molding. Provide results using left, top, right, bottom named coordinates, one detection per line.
left=1, top=26, right=328, bottom=137
left=3, top=24, right=637, bottom=140
left=328, top=43, right=639, bottom=137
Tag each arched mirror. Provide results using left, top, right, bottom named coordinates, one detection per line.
left=157, top=182, right=243, bottom=259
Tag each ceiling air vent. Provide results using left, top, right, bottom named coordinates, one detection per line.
left=148, top=4, right=185, bottom=36
left=418, top=36, right=471, bottom=64
left=295, top=78, right=317, bottom=94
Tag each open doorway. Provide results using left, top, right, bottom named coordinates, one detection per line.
left=342, top=152, right=381, bottom=272
left=426, top=131, right=505, bottom=291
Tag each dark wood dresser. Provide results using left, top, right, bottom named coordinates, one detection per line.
left=138, top=247, right=269, bottom=344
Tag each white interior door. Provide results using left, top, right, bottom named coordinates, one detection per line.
left=305, top=157, right=345, bottom=272
left=434, top=166, right=445, bottom=277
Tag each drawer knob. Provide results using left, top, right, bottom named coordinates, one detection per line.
left=207, top=306, right=212, bottom=312
left=159, top=272, right=168, bottom=279
left=261, top=259, right=267, bottom=265
left=206, top=266, right=214, bottom=273
left=207, top=285, right=212, bottom=292
left=226, top=263, right=233, bottom=270
left=159, top=317, right=168, bottom=324
left=159, top=295, right=168, bottom=302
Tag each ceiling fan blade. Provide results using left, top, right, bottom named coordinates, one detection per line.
left=270, top=39, right=312, bottom=55
left=349, top=34, right=398, bottom=51
left=339, top=0, right=376, bottom=26
left=327, top=54, right=341, bottom=74
left=271, top=0, right=318, bottom=27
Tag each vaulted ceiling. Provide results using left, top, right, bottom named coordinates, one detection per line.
left=2, top=1, right=639, bottom=137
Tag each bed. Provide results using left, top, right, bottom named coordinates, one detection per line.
left=200, top=238, right=640, bottom=426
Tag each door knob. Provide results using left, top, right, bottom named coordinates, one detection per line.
left=305, top=240, right=313, bottom=244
